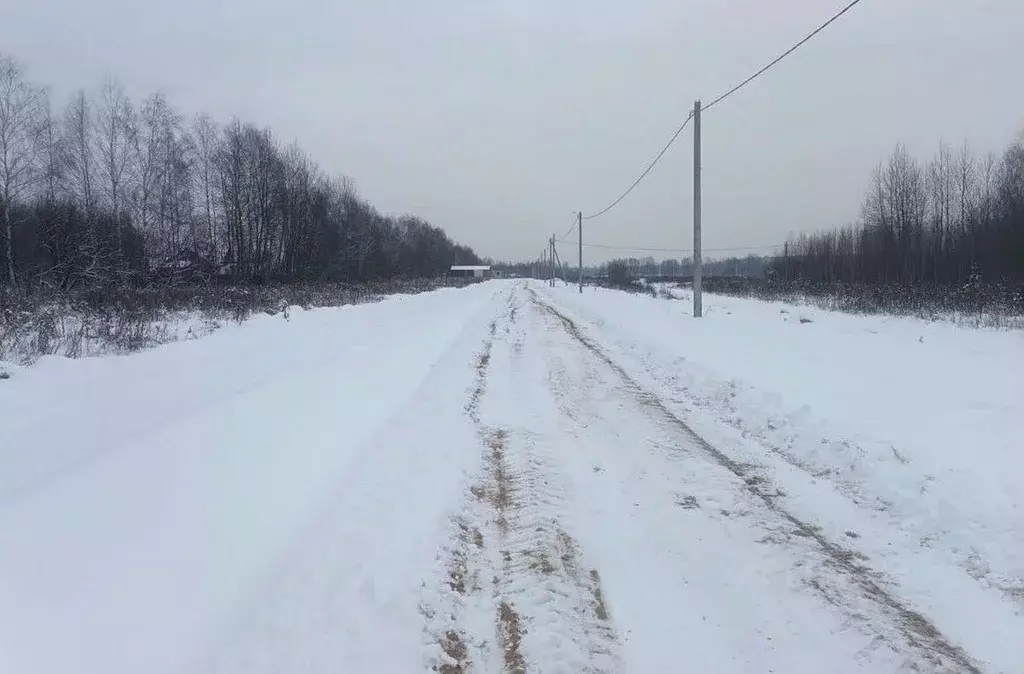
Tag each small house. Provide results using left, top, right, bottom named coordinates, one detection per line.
left=449, top=265, right=491, bottom=279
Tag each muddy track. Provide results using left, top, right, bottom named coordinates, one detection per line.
left=488, top=424, right=619, bottom=673
left=531, top=290, right=982, bottom=674
left=425, top=293, right=512, bottom=673
left=427, top=287, right=620, bottom=673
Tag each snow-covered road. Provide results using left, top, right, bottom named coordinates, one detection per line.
left=2, top=280, right=1020, bottom=673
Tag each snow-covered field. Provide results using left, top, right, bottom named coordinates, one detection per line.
left=1, top=280, right=1021, bottom=673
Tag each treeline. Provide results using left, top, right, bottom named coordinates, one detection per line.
left=495, top=254, right=768, bottom=281
left=597, top=255, right=768, bottom=280
left=772, top=140, right=1024, bottom=285
left=0, top=54, right=479, bottom=291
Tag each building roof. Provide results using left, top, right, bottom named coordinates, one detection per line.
left=450, top=265, right=490, bottom=271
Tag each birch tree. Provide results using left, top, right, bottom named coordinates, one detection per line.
left=133, top=93, right=170, bottom=237
left=62, top=90, right=96, bottom=220
left=94, top=77, right=135, bottom=218
left=0, top=55, right=44, bottom=286
left=191, top=113, right=220, bottom=262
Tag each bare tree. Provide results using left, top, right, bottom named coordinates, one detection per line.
left=132, top=93, right=170, bottom=238
left=36, top=99, right=63, bottom=205
left=94, top=76, right=135, bottom=218
left=153, top=105, right=191, bottom=257
left=927, top=142, right=953, bottom=280
left=62, top=90, right=96, bottom=219
left=191, top=113, right=221, bottom=262
left=953, top=142, right=977, bottom=276
left=0, top=54, right=44, bottom=286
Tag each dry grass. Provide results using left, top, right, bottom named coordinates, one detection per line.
left=701, top=278, right=1024, bottom=330
left=525, top=549, right=557, bottom=575
left=676, top=494, right=700, bottom=509
left=555, top=530, right=579, bottom=575
left=589, top=570, right=610, bottom=621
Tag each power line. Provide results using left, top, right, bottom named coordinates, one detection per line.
left=557, top=218, right=578, bottom=242
left=572, top=1, right=864, bottom=227
left=558, top=0, right=865, bottom=293
left=582, top=112, right=694, bottom=221
left=582, top=242, right=784, bottom=254
left=703, top=0, right=865, bottom=112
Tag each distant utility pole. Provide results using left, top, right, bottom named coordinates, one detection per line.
left=577, top=211, right=583, bottom=293
left=553, top=245, right=566, bottom=285
left=693, top=99, right=703, bottom=318
left=549, top=235, right=556, bottom=287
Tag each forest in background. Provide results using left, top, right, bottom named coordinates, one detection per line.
left=771, top=140, right=1024, bottom=285
left=0, top=54, right=480, bottom=293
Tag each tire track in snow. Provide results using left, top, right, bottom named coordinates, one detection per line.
left=423, top=298, right=509, bottom=673
left=424, top=285, right=621, bottom=673
left=484, top=286, right=620, bottom=673
left=487, top=425, right=620, bottom=673
left=530, top=290, right=983, bottom=674
left=641, top=348, right=1024, bottom=610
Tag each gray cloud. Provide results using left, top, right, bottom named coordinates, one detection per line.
left=3, top=0, right=1022, bottom=262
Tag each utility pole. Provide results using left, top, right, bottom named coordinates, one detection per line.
left=693, top=99, right=703, bottom=318
left=549, top=235, right=555, bottom=287
left=577, top=211, right=583, bottom=293
left=553, top=245, right=565, bottom=285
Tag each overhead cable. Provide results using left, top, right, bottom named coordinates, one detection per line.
left=582, top=113, right=694, bottom=221
left=703, top=0, right=865, bottom=112
left=581, top=242, right=784, bottom=254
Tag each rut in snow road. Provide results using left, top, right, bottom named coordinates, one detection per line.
left=424, top=281, right=986, bottom=673
left=529, top=287, right=982, bottom=673
left=424, top=287, right=620, bottom=673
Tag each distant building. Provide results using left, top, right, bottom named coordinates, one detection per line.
left=449, top=265, right=491, bottom=279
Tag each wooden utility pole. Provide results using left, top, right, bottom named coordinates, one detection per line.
left=549, top=235, right=555, bottom=287
left=693, top=99, right=703, bottom=318
left=577, top=211, right=583, bottom=293
left=553, top=244, right=565, bottom=285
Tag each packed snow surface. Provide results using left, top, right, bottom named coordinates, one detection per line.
left=1, top=280, right=1020, bottom=673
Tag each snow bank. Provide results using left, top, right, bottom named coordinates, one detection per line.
left=0, top=282, right=503, bottom=674
left=540, top=283, right=1024, bottom=611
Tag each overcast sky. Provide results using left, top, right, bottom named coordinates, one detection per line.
left=2, top=0, right=1022, bottom=263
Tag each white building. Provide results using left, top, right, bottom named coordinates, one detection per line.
left=449, top=265, right=491, bottom=279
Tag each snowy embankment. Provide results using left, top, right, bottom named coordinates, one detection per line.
left=0, top=281, right=449, bottom=367
left=540, top=282, right=1024, bottom=668
left=0, top=282, right=506, bottom=674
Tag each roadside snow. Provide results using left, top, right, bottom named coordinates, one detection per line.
left=0, top=283, right=504, bottom=674
left=538, top=282, right=1024, bottom=671
left=0, top=309, right=225, bottom=364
